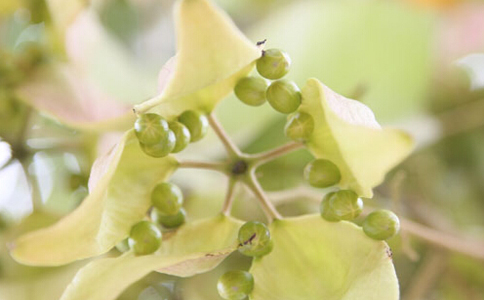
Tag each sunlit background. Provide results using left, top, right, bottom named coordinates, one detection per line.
left=1, top=0, right=484, bottom=299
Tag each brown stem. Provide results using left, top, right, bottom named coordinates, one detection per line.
left=221, top=178, right=237, bottom=215
left=207, top=113, right=242, bottom=157
left=178, top=160, right=227, bottom=174
left=246, top=141, right=304, bottom=167
left=244, top=170, right=282, bottom=223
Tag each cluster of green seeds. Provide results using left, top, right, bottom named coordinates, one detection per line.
left=305, top=157, right=400, bottom=240
left=234, top=48, right=315, bottom=144
left=235, top=47, right=400, bottom=244
left=128, top=47, right=400, bottom=298
left=134, top=110, right=208, bottom=158
left=116, top=182, right=187, bottom=255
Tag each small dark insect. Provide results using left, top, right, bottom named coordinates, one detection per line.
left=386, top=247, right=393, bottom=259
left=244, top=233, right=257, bottom=245
left=256, top=39, right=267, bottom=46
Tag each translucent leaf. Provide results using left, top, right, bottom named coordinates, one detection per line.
left=300, top=79, right=414, bottom=197
left=65, top=10, right=157, bottom=104
left=10, top=131, right=178, bottom=266
left=15, top=64, right=134, bottom=132
left=134, top=0, right=261, bottom=118
left=250, top=215, right=399, bottom=300
left=60, top=215, right=242, bottom=300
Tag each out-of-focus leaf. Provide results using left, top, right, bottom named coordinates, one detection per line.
left=60, top=215, right=242, bottom=300
left=45, top=0, right=85, bottom=34
left=250, top=215, right=399, bottom=300
left=15, top=64, right=134, bottom=132
left=0, top=261, right=84, bottom=300
left=0, top=0, right=21, bottom=16
left=65, top=10, right=157, bottom=104
left=300, top=79, right=414, bottom=197
left=134, top=0, right=261, bottom=118
left=248, top=0, right=435, bottom=121
left=437, top=3, right=484, bottom=67
left=10, top=131, right=178, bottom=266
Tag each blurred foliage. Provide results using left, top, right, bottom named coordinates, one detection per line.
left=1, top=0, right=484, bottom=299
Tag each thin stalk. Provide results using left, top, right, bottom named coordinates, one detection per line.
left=400, top=218, right=484, bottom=261
left=207, top=113, right=242, bottom=157
left=244, top=170, right=282, bottom=223
left=178, top=160, right=228, bottom=174
left=221, top=178, right=237, bottom=216
left=247, top=142, right=304, bottom=167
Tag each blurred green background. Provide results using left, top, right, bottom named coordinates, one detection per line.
left=1, top=0, right=484, bottom=299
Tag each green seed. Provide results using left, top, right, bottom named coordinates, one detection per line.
left=217, top=270, right=254, bottom=300
left=266, top=80, right=301, bottom=114
left=140, top=130, right=176, bottom=158
left=169, top=121, right=191, bottom=153
left=178, top=110, right=209, bottom=142
left=304, top=159, right=341, bottom=188
left=256, top=48, right=291, bottom=80
left=134, top=113, right=169, bottom=146
left=320, top=192, right=339, bottom=222
left=128, top=221, right=162, bottom=255
left=329, top=190, right=363, bottom=221
left=151, top=208, right=186, bottom=229
left=284, top=112, right=314, bottom=141
left=234, top=76, right=268, bottom=106
left=363, top=210, right=400, bottom=240
left=238, top=221, right=272, bottom=257
left=151, top=182, right=183, bottom=216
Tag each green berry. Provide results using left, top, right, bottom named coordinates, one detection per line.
left=363, top=210, right=400, bottom=240
left=329, top=190, right=363, bottom=221
left=320, top=192, right=339, bottom=222
left=134, top=113, right=169, bottom=146
left=234, top=76, right=268, bottom=106
left=115, top=238, right=130, bottom=253
left=178, top=110, right=208, bottom=142
left=284, top=112, right=314, bottom=141
left=217, top=270, right=254, bottom=300
left=266, top=80, right=301, bottom=114
left=128, top=221, right=162, bottom=255
left=140, top=130, right=176, bottom=158
left=151, top=182, right=183, bottom=216
left=151, top=208, right=186, bottom=229
left=304, top=159, right=341, bottom=188
left=238, top=221, right=272, bottom=257
left=168, top=121, right=191, bottom=153
left=256, top=49, right=291, bottom=80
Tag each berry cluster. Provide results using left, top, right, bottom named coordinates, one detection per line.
left=116, top=181, right=187, bottom=255
left=134, top=110, right=208, bottom=158
left=128, top=47, right=401, bottom=299
left=123, top=110, right=210, bottom=255
left=217, top=48, right=401, bottom=299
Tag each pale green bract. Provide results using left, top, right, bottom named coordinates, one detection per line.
left=249, top=215, right=399, bottom=300
left=60, top=215, right=242, bottom=300
left=10, top=131, right=177, bottom=266
left=133, top=0, right=261, bottom=118
left=299, top=79, right=414, bottom=197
